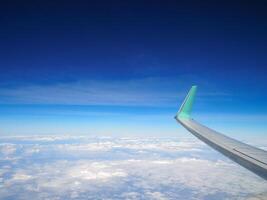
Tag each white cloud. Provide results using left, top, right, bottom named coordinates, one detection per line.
left=66, top=161, right=127, bottom=181
left=0, top=136, right=266, bottom=200
left=12, top=173, right=32, bottom=181
left=0, top=143, right=16, bottom=156
left=146, top=191, right=168, bottom=200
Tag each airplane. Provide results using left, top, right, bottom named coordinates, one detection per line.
left=175, top=86, right=267, bottom=180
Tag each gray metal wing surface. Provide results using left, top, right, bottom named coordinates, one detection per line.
left=175, top=86, right=267, bottom=180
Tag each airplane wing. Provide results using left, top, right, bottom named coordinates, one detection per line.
left=175, top=86, right=267, bottom=180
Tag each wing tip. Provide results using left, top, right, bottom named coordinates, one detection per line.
left=175, top=85, right=197, bottom=120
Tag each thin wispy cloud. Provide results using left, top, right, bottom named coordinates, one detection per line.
left=0, top=77, right=229, bottom=106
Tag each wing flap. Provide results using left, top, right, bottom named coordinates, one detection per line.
left=233, top=147, right=267, bottom=166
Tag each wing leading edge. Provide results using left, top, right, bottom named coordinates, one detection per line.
left=175, top=86, right=267, bottom=180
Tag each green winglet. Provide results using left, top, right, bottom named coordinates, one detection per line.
left=176, top=85, right=197, bottom=119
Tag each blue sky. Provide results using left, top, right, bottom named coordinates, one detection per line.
left=0, top=1, right=267, bottom=138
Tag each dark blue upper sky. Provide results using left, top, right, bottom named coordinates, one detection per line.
left=0, top=1, right=267, bottom=136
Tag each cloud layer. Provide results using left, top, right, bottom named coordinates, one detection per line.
left=0, top=136, right=266, bottom=200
